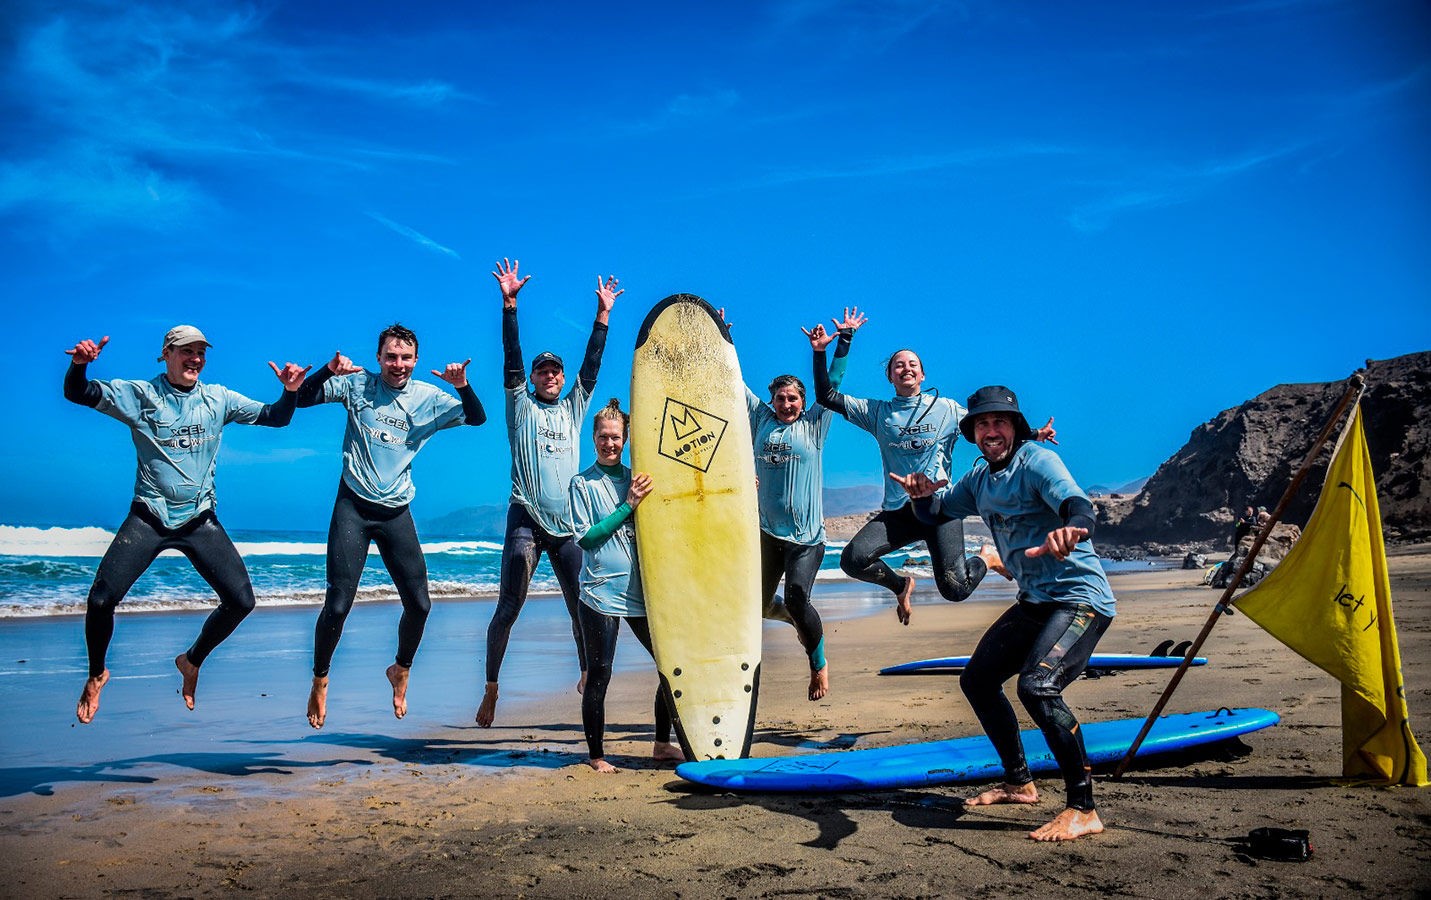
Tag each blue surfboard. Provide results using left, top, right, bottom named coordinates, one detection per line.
left=878, top=653, right=1207, bottom=675
left=676, top=707, right=1278, bottom=792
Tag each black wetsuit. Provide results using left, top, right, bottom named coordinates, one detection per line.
left=64, top=363, right=295, bottom=678
left=811, top=357, right=987, bottom=602
left=913, top=457, right=1111, bottom=812
left=296, top=367, right=486, bottom=677
left=578, top=607, right=673, bottom=759
left=485, top=309, right=606, bottom=684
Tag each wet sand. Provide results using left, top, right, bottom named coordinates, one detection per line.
left=1, top=547, right=1428, bottom=898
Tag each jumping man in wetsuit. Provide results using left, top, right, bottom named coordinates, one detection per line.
left=299, top=323, right=486, bottom=728
left=477, top=258, right=621, bottom=727
left=894, top=386, right=1115, bottom=843
left=65, top=326, right=309, bottom=723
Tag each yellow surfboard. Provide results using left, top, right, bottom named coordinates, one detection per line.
left=631, top=294, right=761, bottom=760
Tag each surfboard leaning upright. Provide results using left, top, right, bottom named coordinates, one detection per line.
left=631, top=294, right=761, bottom=761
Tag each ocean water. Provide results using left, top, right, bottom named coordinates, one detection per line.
left=0, top=523, right=1163, bottom=618
left=0, top=524, right=921, bottom=617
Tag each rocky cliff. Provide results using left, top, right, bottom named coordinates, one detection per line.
left=1098, top=351, right=1431, bottom=548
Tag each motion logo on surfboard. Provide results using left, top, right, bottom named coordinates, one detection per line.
left=658, top=398, right=729, bottom=472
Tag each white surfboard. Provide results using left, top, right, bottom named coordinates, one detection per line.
left=631, top=294, right=761, bottom=760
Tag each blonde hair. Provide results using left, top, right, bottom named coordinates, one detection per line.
left=593, top=398, right=630, bottom=436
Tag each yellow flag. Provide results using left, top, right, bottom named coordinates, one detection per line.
left=1236, top=405, right=1427, bottom=786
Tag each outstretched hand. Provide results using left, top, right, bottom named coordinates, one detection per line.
left=889, top=471, right=948, bottom=499
left=626, top=472, right=654, bottom=509
left=595, top=275, right=623, bottom=313
left=493, top=258, right=531, bottom=306
left=432, top=359, right=472, bottom=388
left=802, top=323, right=834, bottom=352
left=66, top=336, right=110, bottom=364
left=1025, top=526, right=1088, bottom=561
left=326, top=351, right=361, bottom=376
left=1036, top=417, right=1057, bottom=444
left=832, top=306, right=868, bottom=333
left=269, top=361, right=312, bottom=390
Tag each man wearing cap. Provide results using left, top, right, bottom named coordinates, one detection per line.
left=64, top=326, right=309, bottom=723
left=477, top=258, right=621, bottom=727
left=296, top=323, right=487, bottom=728
left=892, top=386, right=1115, bottom=842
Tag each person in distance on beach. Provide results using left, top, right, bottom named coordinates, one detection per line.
left=297, top=323, right=486, bottom=728
left=569, top=399, right=683, bottom=771
left=745, top=308, right=865, bottom=701
left=892, top=386, right=1115, bottom=842
left=64, top=326, right=309, bottom=723
left=477, top=259, right=621, bottom=728
left=813, top=341, right=1055, bottom=625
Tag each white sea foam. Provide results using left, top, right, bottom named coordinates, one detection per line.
left=0, top=524, right=502, bottom=559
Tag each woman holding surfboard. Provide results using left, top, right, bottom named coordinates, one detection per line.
left=812, top=341, right=1054, bottom=623
left=745, top=308, right=865, bottom=701
left=568, top=399, right=682, bottom=772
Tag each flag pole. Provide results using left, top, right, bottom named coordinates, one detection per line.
left=1112, top=372, right=1367, bottom=779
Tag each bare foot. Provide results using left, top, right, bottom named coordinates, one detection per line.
left=76, top=670, right=110, bottom=724
left=586, top=757, right=618, bottom=773
left=385, top=663, right=409, bottom=719
left=576, top=670, right=587, bottom=695
left=1029, top=807, right=1104, bottom=842
left=475, top=682, right=499, bottom=727
left=174, top=653, right=199, bottom=710
left=978, top=544, right=1012, bottom=580
left=652, top=741, right=685, bottom=763
left=307, top=676, right=328, bottom=729
left=896, top=576, right=915, bottom=625
left=808, top=664, right=829, bottom=701
left=965, top=782, right=1040, bottom=807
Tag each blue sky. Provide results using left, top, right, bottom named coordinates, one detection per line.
left=3, top=0, right=1428, bottom=531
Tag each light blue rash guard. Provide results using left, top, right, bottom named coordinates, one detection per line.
left=93, top=377, right=266, bottom=528
left=930, top=442, right=1116, bottom=617
left=569, top=462, right=644, bottom=617
left=506, top=380, right=593, bottom=537
left=320, top=371, right=466, bottom=506
left=843, top=393, right=966, bottom=511
left=747, top=391, right=834, bottom=546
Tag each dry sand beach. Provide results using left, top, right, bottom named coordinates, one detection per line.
left=3, top=546, right=1429, bottom=899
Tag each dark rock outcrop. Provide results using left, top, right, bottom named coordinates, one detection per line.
left=1099, top=351, right=1431, bottom=547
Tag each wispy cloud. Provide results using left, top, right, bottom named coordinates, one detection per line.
left=764, top=0, right=966, bottom=53
left=0, top=1, right=467, bottom=233
left=752, top=143, right=1076, bottom=189
left=1067, top=144, right=1307, bottom=232
left=366, top=212, right=461, bottom=260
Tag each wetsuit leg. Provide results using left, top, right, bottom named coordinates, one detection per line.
left=313, top=487, right=372, bottom=678
left=83, top=506, right=166, bottom=677
left=925, top=513, right=988, bottom=602
left=486, top=504, right=540, bottom=683
left=759, top=531, right=794, bottom=624
left=178, top=512, right=257, bottom=667
left=1015, top=604, right=1112, bottom=812
left=960, top=602, right=1042, bottom=786
left=624, top=616, right=673, bottom=744
left=839, top=509, right=915, bottom=596
left=578, top=603, right=620, bottom=759
left=780, top=540, right=827, bottom=670
left=546, top=533, right=589, bottom=672
left=371, top=504, right=431, bottom=670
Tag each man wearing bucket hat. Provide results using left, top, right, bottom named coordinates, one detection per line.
left=64, top=326, right=310, bottom=723
left=892, top=385, right=1115, bottom=843
left=477, top=258, right=622, bottom=727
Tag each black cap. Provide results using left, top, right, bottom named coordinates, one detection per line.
left=530, top=351, right=564, bottom=373
left=960, top=385, right=1033, bottom=443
